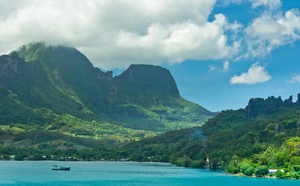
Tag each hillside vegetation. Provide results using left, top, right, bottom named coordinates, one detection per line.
left=0, top=43, right=213, bottom=152
left=121, top=95, right=300, bottom=179
left=2, top=43, right=299, bottom=179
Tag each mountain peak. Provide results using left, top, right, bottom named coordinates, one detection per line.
left=15, top=42, right=85, bottom=64
left=14, top=42, right=106, bottom=79
left=115, top=64, right=179, bottom=95
left=16, top=43, right=63, bottom=61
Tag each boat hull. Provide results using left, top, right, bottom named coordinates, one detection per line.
left=52, top=165, right=70, bottom=171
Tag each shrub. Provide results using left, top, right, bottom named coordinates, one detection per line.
left=255, top=165, right=269, bottom=177
left=190, top=160, right=206, bottom=168
left=175, top=156, right=192, bottom=167
left=226, top=163, right=239, bottom=174
left=244, top=167, right=255, bottom=176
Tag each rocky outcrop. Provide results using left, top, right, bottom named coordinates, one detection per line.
left=0, top=54, right=23, bottom=79
left=245, top=94, right=300, bottom=117
left=295, top=94, right=300, bottom=106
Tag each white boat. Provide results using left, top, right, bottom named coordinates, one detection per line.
left=52, top=165, right=70, bottom=171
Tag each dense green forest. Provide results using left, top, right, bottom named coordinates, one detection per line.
left=1, top=43, right=300, bottom=180
left=120, top=97, right=300, bottom=179
left=1, top=98, right=300, bottom=179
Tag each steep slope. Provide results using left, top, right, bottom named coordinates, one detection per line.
left=16, top=43, right=112, bottom=119
left=0, top=43, right=111, bottom=122
left=111, top=64, right=213, bottom=130
left=0, top=42, right=213, bottom=132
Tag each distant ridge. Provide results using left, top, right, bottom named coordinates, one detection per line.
left=245, top=94, right=300, bottom=117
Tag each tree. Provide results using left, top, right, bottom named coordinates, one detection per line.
left=190, top=159, right=206, bottom=168
left=226, top=162, right=239, bottom=174
left=255, top=165, right=269, bottom=177
left=275, top=170, right=284, bottom=178
left=244, top=167, right=255, bottom=176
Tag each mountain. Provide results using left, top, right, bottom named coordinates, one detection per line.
left=0, top=43, right=213, bottom=139
left=1, top=43, right=300, bottom=178
left=122, top=94, right=300, bottom=178
left=2, top=43, right=112, bottom=119
left=111, top=64, right=213, bottom=130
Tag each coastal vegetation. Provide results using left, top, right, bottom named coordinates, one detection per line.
left=1, top=43, right=300, bottom=180
left=112, top=96, right=300, bottom=179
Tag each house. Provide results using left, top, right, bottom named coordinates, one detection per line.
left=269, top=169, right=285, bottom=174
left=9, top=155, right=15, bottom=160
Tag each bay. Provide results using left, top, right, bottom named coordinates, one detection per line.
left=0, top=161, right=298, bottom=186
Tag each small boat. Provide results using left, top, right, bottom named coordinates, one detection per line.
left=52, top=165, right=70, bottom=171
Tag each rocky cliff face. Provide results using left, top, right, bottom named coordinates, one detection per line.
left=245, top=94, right=300, bottom=117
left=0, top=54, right=24, bottom=81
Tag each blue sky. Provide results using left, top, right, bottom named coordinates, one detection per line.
left=165, top=41, right=300, bottom=111
left=165, top=1, right=300, bottom=111
left=0, top=0, right=300, bottom=112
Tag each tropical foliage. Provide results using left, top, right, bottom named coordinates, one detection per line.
left=1, top=43, right=300, bottom=180
left=117, top=98, right=300, bottom=179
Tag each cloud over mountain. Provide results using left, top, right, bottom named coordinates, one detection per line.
left=0, top=0, right=299, bottom=74
left=1, top=0, right=230, bottom=69
left=0, top=0, right=240, bottom=70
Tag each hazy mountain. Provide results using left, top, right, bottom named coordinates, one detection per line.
left=0, top=42, right=214, bottom=132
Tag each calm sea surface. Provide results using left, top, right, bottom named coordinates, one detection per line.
left=0, top=161, right=299, bottom=186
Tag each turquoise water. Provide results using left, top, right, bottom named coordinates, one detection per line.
left=0, top=161, right=299, bottom=186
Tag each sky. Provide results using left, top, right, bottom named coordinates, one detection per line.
left=0, top=0, right=300, bottom=112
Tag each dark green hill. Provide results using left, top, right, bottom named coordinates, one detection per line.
left=0, top=43, right=213, bottom=141
left=122, top=94, right=300, bottom=178
left=15, top=43, right=112, bottom=119
left=1, top=43, right=110, bottom=120
left=111, top=64, right=213, bottom=130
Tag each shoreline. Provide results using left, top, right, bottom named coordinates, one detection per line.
left=1, top=159, right=299, bottom=180
left=226, top=172, right=299, bottom=180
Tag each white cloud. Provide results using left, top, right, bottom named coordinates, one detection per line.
left=116, top=14, right=240, bottom=64
left=223, top=60, right=229, bottom=72
left=230, top=62, right=271, bottom=84
left=219, top=0, right=281, bottom=10
left=218, top=0, right=242, bottom=6
left=1, top=0, right=299, bottom=72
left=289, top=74, right=300, bottom=83
left=208, top=65, right=217, bottom=73
left=0, top=0, right=244, bottom=70
left=244, top=9, right=300, bottom=58
left=250, top=0, right=282, bottom=10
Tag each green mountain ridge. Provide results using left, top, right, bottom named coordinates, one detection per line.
left=0, top=42, right=213, bottom=151
left=123, top=94, right=300, bottom=178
